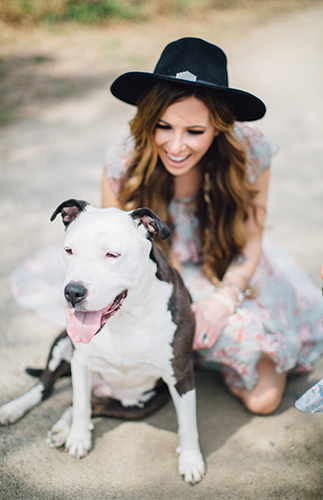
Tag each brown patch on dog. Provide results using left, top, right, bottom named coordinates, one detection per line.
left=91, top=379, right=170, bottom=420
left=151, top=244, right=196, bottom=396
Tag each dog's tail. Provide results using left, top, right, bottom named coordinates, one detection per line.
left=25, top=367, right=71, bottom=379
left=25, top=367, right=44, bottom=378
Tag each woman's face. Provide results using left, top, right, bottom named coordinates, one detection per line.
left=154, top=96, right=219, bottom=177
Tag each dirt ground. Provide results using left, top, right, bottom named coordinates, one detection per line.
left=1, top=2, right=323, bottom=499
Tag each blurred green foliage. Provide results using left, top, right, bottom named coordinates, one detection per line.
left=59, top=0, right=143, bottom=23
left=0, top=0, right=144, bottom=24
left=0, top=0, right=274, bottom=25
left=0, top=0, right=319, bottom=25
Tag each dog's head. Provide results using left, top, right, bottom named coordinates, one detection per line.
left=51, top=199, right=171, bottom=344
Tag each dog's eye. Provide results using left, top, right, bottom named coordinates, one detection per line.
left=105, top=252, right=120, bottom=259
left=64, top=247, right=73, bottom=255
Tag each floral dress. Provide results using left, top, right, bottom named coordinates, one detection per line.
left=103, top=122, right=323, bottom=390
left=8, top=122, right=323, bottom=391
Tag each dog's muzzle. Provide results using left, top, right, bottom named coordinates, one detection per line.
left=66, top=290, right=128, bottom=345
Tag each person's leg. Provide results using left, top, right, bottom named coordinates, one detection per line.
left=228, top=358, right=287, bottom=415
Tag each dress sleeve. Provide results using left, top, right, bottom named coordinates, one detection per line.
left=103, top=135, right=135, bottom=196
left=234, top=122, right=280, bottom=184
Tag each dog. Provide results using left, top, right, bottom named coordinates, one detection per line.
left=0, top=199, right=205, bottom=484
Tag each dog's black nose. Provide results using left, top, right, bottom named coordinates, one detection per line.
left=64, top=282, right=87, bottom=307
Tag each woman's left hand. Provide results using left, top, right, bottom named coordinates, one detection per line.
left=191, top=296, right=232, bottom=350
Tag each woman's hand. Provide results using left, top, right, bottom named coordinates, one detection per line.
left=191, top=295, right=231, bottom=350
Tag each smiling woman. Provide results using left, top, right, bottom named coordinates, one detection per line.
left=102, top=36, right=323, bottom=415
left=113, top=79, right=257, bottom=283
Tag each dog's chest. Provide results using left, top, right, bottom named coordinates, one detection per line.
left=74, top=279, right=177, bottom=384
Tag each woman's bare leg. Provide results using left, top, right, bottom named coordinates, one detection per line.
left=228, top=358, right=287, bottom=415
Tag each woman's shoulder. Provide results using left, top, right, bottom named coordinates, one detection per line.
left=103, top=135, right=135, bottom=195
left=234, top=122, right=279, bottom=183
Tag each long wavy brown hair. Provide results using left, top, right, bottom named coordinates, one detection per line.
left=118, top=82, right=257, bottom=282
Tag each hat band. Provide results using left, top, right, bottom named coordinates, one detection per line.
left=175, top=71, right=197, bottom=82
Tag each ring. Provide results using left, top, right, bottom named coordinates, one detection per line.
left=201, top=333, right=210, bottom=345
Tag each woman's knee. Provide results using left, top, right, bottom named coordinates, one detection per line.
left=243, top=387, right=284, bottom=415
left=231, top=358, right=287, bottom=415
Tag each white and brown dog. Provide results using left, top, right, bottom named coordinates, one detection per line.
left=0, top=200, right=205, bottom=484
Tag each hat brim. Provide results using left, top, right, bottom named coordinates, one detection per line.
left=110, top=71, right=266, bottom=122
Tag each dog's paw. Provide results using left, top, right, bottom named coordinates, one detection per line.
left=65, top=423, right=93, bottom=459
left=47, top=407, right=73, bottom=448
left=0, top=400, right=25, bottom=425
left=0, top=385, right=43, bottom=425
left=177, top=449, right=206, bottom=485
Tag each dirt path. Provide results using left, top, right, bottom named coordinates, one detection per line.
left=1, top=3, right=323, bottom=499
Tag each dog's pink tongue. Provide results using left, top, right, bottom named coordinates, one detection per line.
left=66, top=310, right=102, bottom=344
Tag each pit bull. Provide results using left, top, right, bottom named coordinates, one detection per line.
left=0, top=200, right=205, bottom=484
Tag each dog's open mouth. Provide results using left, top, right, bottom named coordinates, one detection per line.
left=66, top=290, right=128, bottom=344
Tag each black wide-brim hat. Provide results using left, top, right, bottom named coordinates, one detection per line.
left=110, top=37, right=266, bottom=122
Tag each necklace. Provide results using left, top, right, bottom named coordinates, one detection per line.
left=173, top=192, right=199, bottom=205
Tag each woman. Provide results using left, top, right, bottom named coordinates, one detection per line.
left=101, top=37, right=323, bottom=414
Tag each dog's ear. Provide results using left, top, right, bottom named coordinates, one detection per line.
left=50, top=199, right=89, bottom=229
left=130, top=208, right=171, bottom=241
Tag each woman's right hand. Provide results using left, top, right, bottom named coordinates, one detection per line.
left=191, top=295, right=232, bottom=350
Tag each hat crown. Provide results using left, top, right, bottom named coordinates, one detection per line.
left=154, top=37, right=229, bottom=87
left=110, top=37, right=266, bottom=121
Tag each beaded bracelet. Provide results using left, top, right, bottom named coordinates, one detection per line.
left=210, top=289, right=236, bottom=314
left=215, top=280, right=245, bottom=307
left=223, top=270, right=253, bottom=301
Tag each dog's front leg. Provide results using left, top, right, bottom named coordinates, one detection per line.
left=65, top=352, right=93, bottom=459
left=168, top=385, right=205, bottom=485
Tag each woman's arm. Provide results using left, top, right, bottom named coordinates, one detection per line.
left=223, top=166, right=270, bottom=293
left=192, top=166, right=271, bottom=350
left=101, top=170, right=121, bottom=209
